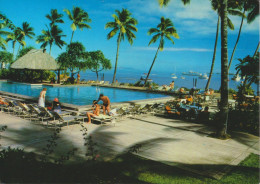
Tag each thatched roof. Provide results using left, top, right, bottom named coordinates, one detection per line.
left=11, top=49, right=59, bottom=70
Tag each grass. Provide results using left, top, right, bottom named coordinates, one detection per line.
left=0, top=149, right=259, bottom=183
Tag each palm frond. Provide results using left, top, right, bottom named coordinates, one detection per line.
left=107, top=28, right=119, bottom=39
left=227, top=17, right=234, bottom=30
left=148, top=34, right=160, bottom=45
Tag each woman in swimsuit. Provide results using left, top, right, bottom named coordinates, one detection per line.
left=38, top=88, right=47, bottom=107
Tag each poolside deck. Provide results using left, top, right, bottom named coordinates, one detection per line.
left=0, top=112, right=258, bottom=179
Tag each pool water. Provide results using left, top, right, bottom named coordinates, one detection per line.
left=0, top=81, right=169, bottom=105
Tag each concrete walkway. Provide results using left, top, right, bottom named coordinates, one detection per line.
left=0, top=112, right=259, bottom=179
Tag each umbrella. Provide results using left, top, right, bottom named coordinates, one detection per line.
left=11, top=49, right=59, bottom=70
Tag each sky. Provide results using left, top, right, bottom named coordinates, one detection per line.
left=0, top=0, right=259, bottom=74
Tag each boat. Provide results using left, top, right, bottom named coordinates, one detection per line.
left=199, top=73, right=209, bottom=80
left=180, top=76, right=185, bottom=79
left=171, top=74, right=177, bottom=79
left=231, top=74, right=241, bottom=81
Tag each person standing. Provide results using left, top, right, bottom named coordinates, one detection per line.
left=97, top=93, right=110, bottom=115
left=38, top=88, right=47, bottom=107
left=77, top=72, right=80, bottom=84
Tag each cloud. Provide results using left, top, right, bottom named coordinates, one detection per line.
left=101, top=0, right=259, bottom=35
left=134, top=46, right=212, bottom=52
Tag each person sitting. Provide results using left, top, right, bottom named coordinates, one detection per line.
left=0, top=96, right=9, bottom=106
left=97, top=94, right=110, bottom=115
left=51, top=98, right=61, bottom=113
left=198, top=106, right=210, bottom=123
left=169, top=81, right=175, bottom=90
left=186, top=95, right=193, bottom=104
left=86, top=100, right=100, bottom=124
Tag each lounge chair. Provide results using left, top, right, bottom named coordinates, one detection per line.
left=51, top=112, right=87, bottom=127
left=27, top=104, right=52, bottom=123
left=15, top=101, right=38, bottom=120
left=91, top=114, right=115, bottom=126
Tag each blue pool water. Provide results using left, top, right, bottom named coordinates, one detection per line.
left=0, top=81, right=169, bottom=105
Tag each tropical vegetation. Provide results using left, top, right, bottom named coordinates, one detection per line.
left=86, top=50, right=111, bottom=80
left=57, top=42, right=88, bottom=84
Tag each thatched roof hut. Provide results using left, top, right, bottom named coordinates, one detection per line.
left=11, top=49, right=59, bottom=70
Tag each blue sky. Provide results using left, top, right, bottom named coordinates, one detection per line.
left=1, top=0, right=259, bottom=74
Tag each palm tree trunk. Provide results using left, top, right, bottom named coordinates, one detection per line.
left=218, top=0, right=229, bottom=138
left=12, top=42, right=16, bottom=60
left=70, top=31, right=75, bottom=44
left=205, top=16, right=220, bottom=91
left=57, top=69, right=60, bottom=84
left=49, top=44, right=52, bottom=55
left=96, top=70, right=99, bottom=81
left=17, top=44, right=21, bottom=57
left=253, top=41, right=260, bottom=57
left=144, top=43, right=161, bottom=86
left=112, top=32, right=122, bottom=84
left=228, top=9, right=245, bottom=71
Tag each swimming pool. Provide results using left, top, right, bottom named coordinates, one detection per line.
left=0, top=81, right=169, bottom=105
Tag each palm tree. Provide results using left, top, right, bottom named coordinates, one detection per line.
left=46, top=9, right=64, bottom=26
left=63, top=7, right=91, bottom=44
left=17, top=22, right=35, bottom=54
left=6, top=27, right=24, bottom=59
left=0, top=22, right=10, bottom=50
left=105, top=9, right=138, bottom=83
left=205, top=0, right=244, bottom=91
left=228, top=0, right=259, bottom=71
left=36, top=25, right=66, bottom=55
left=144, top=17, right=179, bottom=86
left=235, top=55, right=259, bottom=94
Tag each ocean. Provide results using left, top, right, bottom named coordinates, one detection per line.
left=78, top=68, right=258, bottom=92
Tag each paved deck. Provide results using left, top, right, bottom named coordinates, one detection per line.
left=0, top=112, right=259, bottom=179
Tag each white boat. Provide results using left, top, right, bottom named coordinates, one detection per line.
left=171, top=74, right=177, bottom=79
left=181, top=76, right=185, bottom=79
left=232, top=74, right=241, bottom=81
left=182, top=71, right=201, bottom=76
left=199, top=73, right=208, bottom=80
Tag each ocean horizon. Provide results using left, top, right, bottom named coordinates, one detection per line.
left=79, top=67, right=258, bottom=92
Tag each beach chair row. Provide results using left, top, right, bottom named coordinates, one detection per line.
left=0, top=99, right=87, bottom=127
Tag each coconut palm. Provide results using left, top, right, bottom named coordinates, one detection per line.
left=235, top=55, right=259, bottom=94
left=63, top=7, right=91, bottom=43
left=205, top=0, right=244, bottom=91
left=17, top=22, right=35, bottom=54
left=105, top=8, right=138, bottom=83
left=144, top=17, right=179, bottom=85
left=46, top=9, right=64, bottom=26
left=228, top=0, right=259, bottom=71
left=36, top=25, right=66, bottom=55
left=0, top=23, right=10, bottom=50
left=6, top=27, right=24, bottom=59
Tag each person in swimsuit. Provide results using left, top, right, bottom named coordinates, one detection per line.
left=97, top=93, right=110, bottom=115
left=86, top=100, right=100, bottom=124
left=38, top=88, right=47, bottom=107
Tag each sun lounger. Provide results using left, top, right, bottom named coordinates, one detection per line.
left=15, top=101, right=38, bottom=120
left=91, top=114, right=115, bottom=126
left=51, top=112, right=86, bottom=127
